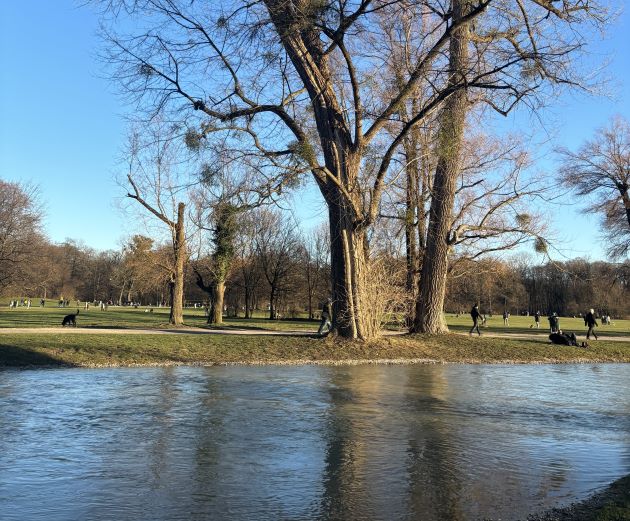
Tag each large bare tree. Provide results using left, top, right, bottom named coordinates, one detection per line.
left=97, top=0, right=606, bottom=337
left=558, top=116, right=630, bottom=258
left=124, top=124, right=193, bottom=325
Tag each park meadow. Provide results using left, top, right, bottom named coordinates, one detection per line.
left=2, top=305, right=629, bottom=368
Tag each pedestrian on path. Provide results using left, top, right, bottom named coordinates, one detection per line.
left=318, top=299, right=332, bottom=336
left=585, top=308, right=598, bottom=340
left=470, top=303, right=482, bottom=336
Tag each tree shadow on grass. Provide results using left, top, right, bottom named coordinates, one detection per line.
left=0, top=344, right=77, bottom=368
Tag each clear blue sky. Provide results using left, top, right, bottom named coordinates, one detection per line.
left=1, top=1, right=628, bottom=259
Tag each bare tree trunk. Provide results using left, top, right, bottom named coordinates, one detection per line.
left=118, top=281, right=126, bottom=306
left=213, top=281, right=225, bottom=324
left=413, top=0, right=470, bottom=334
left=269, top=285, right=276, bottom=320
left=621, top=187, right=630, bottom=228
left=403, top=125, right=420, bottom=328
left=328, top=200, right=368, bottom=339
left=308, top=292, right=314, bottom=320
left=244, top=285, right=252, bottom=319
left=170, top=202, right=186, bottom=325
left=168, top=281, right=175, bottom=322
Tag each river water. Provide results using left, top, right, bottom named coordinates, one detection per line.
left=0, top=364, right=628, bottom=520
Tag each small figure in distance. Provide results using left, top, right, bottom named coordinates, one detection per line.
left=548, top=312, right=560, bottom=334
left=585, top=308, right=598, bottom=340
left=531, top=310, right=541, bottom=329
left=469, top=303, right=482, bottom=336
left=318, top=298, right=333, bottom=336
left=503, top=310, right=510, bottom=326
left=61, top=309, right=80, bottom=327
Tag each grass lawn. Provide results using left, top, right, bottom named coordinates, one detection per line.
left=444, top=312, right=630, bottom=338
left=0, top=305, right=318, bottom=331
left=3, top=306, right=629, bottom=338
left=1, top=330, right=629, bottom=368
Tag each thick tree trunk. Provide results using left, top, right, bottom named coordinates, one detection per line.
left=212, top=281, right=225, bottom=324
left=265, top=0, right=377, bottom=339
left=328, top=200, right=369, bottom=339
left=169, top=202, right=186, bottom=325
left=413, top=0, right=470, bottom=334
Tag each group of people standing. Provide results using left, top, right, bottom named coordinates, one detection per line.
left=469, top=304, right=604, bottom=343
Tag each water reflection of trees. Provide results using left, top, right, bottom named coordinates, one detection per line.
left=318, top=366, right=464, bottom=521
left=403, top=367, right=465, bottom=521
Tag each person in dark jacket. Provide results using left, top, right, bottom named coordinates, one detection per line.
left=469, top=304, right=481, bottom=336
left=585, top=308, right=598, bottom=340
left=318, top=299, right=333, bottom=336
left=548, top=312, right=559, bottom=333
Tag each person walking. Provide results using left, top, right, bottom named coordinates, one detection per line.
left=503, top=310, right=510, bottom=326
left=469, top=303, right=482, bottom=336
left=548, top=312, right=559, bottom=333
left=534, top=310, right=540, bottom=329
left=318, top=299, right=332, bottom=336
left=585, top=308, right=599, bottom=340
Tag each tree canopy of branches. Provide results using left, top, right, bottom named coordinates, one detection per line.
left=96, top=0, right=607, bottom=337
left=0, top=180, right=43, bottom=293
left=558, top=116, right=630, bottom=258
left=254, top=209, right=302, bottom=320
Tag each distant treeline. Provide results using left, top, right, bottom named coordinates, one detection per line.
left=445, top=258, right=630, bottom=318
left=4, top=236, right=629, bottom=320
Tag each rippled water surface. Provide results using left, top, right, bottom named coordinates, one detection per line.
left=0, top=364, right=629, bottom=520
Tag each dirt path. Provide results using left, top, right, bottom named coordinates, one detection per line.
left=1, top=327, right=630, bottom=343
left=458, top=331, right=630, bottom=343
left=0, top=326, right=316, bottom=336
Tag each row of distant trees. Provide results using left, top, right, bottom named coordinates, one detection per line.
left=445, top=257, right=630, bottom=318
left=0, top=185, right=330, bottom=319
left=2, top=178, right=628, bottom=319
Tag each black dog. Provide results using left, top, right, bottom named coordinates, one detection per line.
left=61, top=309, right=80, bottom=327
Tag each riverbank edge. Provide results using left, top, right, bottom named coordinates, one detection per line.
left=3, top=356, right=630, bottom=370
left=526, top=474, right=630, bottom=521
left=1, top=332, right=629, bottom=369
